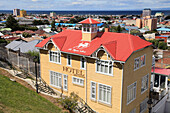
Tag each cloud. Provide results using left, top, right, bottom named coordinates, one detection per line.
left=0, top=0, right=169, bottom=10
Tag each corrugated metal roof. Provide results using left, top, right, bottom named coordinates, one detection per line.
left=5, top=40, right=41, bottom=53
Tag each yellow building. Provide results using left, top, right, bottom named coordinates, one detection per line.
left=36, top=18, right=153, bottom=113
left=20, top=9, right=27, bottom=17
left=136, top=17, right=157, bottom=31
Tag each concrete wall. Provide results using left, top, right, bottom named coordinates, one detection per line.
left=152, top=94, right=168, bottom=113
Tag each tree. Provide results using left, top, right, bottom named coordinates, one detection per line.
left=33, top=20, right=44, bottom=25
left=110, top=25, right=125, bottom=33
left=6, top=15, right=19, bottom=31
left=158, top=42, right=167, bottom=50
left=51, top=20, right=56, bottom=31
left=27, top=50, right=40, bottom=62
left=130, top=29, right=140, bottom=35
left=116, top=25, right=121, bottom=33
left=22, top=32, right=32, bottom=38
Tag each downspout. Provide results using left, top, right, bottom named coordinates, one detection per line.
left=120, top=63, right=124, bottom=113
left=83, top=56, right=87, bottom=103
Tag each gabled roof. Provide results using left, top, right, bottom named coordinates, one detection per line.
left=79, top=18, right=100, bottom=24
left=36, top=30, right=152, bottom=62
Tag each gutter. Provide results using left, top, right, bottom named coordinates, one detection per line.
left=120, top=63, right=124, bottom=113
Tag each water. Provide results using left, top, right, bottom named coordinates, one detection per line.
left=0, top=10, right=170, bottom=15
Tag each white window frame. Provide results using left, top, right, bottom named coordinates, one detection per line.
left=98, top=83, right=112, bottom=105
left=50, top=71, right=62, bottom=89
left=72, top=76, right=84, bottom=86
left=80, top=57, right=86, bottom=70
left=90, top=81, right=97, bottom=101
left=141, top=74, right=149, bottom=94
left=82, top=24, right=97, bottom=33
left=49, top=50, right=61, bottom=64
left=63, top=74, right=68, bottom=91
left=140, top=98, right=148, bottom=113
left=129, top=108, right=136, bottom=113
left=140, top=54, right=146, bottom=67
left=67, top=55, right=72, bottom=67
left=96, top=59, right=113, bottom=76
left=134, top=57, right=140, bottom=71
left=127, top=81, right=137, bottom=105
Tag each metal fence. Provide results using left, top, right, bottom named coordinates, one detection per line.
left=0, top=44, right=40, bottom=77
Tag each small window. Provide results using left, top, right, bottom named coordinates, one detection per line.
left=81, top=57, right=86, bottom=69
left=72, top=76, right=84, bottom=86
left=127, top=82, right=137, bottom=104
left=141, top=74, right=149, bottom=94
left=140, top=98, right=148, bottom=113
left=49, top=51, right=61, bottom=64
left=140, top=55, right=146, bottom=67
left=134, top=57, right=140, bottom=70
left=90, top=81, right=96, bottom=100
left=98, top=83, right=112, bottom=105
left=63, top=74, right=68, bottom=91
left=67, top=55, right=71, bottom=66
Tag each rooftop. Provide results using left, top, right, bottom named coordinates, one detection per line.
left=36, top=29, right=152, bottom=62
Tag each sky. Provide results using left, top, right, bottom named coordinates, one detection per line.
left=0, top=0, right=170, bottom=10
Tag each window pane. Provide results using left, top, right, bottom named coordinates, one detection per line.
left=105, top=65, right=108, bottom=73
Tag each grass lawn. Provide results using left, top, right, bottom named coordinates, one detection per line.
left=0, top=74, right=63, bottom=113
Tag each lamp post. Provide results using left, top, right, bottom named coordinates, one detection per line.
left=34, top=56, right=38, bottom=93
left=147, top=91, right=153, bottom=113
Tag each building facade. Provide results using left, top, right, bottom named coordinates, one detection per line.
left=136, top=17, right=157, bottom=30
left=50, top=12, right=56, bottom=17
left=20, top=10, right=27, bottom=17
left=143, top=8, right=151, bottom=17
left=36, top=18, right=153, bottom=113
left=13, top=9, right=20, bottom=16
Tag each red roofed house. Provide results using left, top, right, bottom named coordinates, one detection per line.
left=36, top=18, right=153, bottom=113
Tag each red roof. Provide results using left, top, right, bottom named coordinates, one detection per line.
left=152, top=67, right=170, bottom=76
left=36, top=30, right=152, bottom=62
left=79, top=18, right=100, bottom=24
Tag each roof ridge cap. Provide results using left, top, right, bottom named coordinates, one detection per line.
left=89, top=18, right=92, bottom=24
left=128, top=34, right=134, bottom=52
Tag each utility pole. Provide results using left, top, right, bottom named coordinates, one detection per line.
left=34, top=56, right=38, bottom=93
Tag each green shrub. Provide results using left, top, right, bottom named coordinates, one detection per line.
left=158, top=42, right=167, bottom=50
left=57, top=92, right=79, bottom=113
left=22, top=32, right=32, bottom=38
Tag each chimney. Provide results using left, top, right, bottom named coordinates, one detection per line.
left=105, top=28, right=109, bottom=32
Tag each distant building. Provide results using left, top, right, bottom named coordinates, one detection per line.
left=136, top=17, right=157, bottom=30
left=142, top=8, right=151, bottom=17
left=50, top=12, right=56, bottom=17
left=20, top=9, right=27, bottom=17
left=13, top=9, right=20, bottom=16
left=155, top=12, right=164, bottom=17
